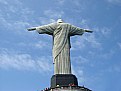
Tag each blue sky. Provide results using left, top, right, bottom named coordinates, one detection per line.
left=0, top=0, right=121, bottom=91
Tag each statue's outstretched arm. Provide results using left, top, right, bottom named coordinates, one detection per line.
left=27, top=27, right=36, bottom=31
left=85, top=29, right=93, bottom=33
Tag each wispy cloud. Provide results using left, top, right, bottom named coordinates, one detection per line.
left=56, top=0, right=65, bottom=5
left=0, top=49, right=53, bottom=73
left=106, top=0, right=121, bottom=5
left=38, top=17, right=56, bottom=25
left=34, top=40, right=51, bottom=49
left=17, top=40, right=51, bottom=50
left=88, top=47, right=115, bottom=60
left=71, top=33, right=102, bottom=51
left=100, top=50, right=114, bottom=59
left=0, top=16, right=30, bottom=34
left=72, top=67, right=84, bottom=84
left=44, top=9, right=64, bottom=19
left=71, top=37, right=86, bottom=50
left=72, top=56, right=89, bottom=64
left=70, top=19, right=103, bottom=51
left=100, top=27, right=111, bottom=37
left=82, top=26, right=111, bottom=49
left=0, top=0, right=8, bottom=4
left=107, top=64, right=121, bottom=72
left=118, top=42, right=121, bottom=49
left=80, top=19, right=89, bottom=28
left=71, top=0, right=88, bottom=8
left=36, top=9, right=64, bottom=25
left=94, top=27, right=111, bottom=37
left=84, top=34, right=102, bottom=49
left=71, top=56, right=90, bottom=84
left=0, top=0, right=34, bottom=33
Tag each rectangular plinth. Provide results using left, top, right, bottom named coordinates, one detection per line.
left=50, top=86, right=92, bottom=91
left=43, top=86, right=92, bottom=91
left=51, top=74, right=78, bottom=88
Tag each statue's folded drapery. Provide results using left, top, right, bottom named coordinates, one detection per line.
left=36, top=22, right=85, bottom=74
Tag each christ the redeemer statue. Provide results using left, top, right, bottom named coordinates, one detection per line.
left=27, top=19, right=92, bottom=75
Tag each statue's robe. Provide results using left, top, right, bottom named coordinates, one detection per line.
left=36, top=22, right=85, bottom=74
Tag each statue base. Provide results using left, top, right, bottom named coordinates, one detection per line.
left=51, top=74, right=78, bottom=88
left=43, top=86, right=92, bottom=91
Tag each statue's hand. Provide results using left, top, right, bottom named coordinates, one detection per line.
left=85, top=29, right=93, bottom=33
left=27, top=27, right=36, bottom=31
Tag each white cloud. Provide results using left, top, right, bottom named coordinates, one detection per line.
left=38, top=17, right=56, bottom=25
left=93, top=27, right=111, bottom=37
left=78, top=26, right=111, bottom=50
left=37, top=57, right=53, bottom=72
left=118, top=42, right=121, bottom=49
left=70, top=18, right=104, bottom=50
left=108, top=65, right=121, bottom=72
left=0, top=0, right=8, bottom=4
left=34, top=40, right=51, bottom=49
left=56, top=0, right=65, bottom=5
left=101, top=27, right=111, bottom=36
left=71, top=37, right=85, bottom=50
left=0, top=0, right=35, bottom=33
left=71, top=33, right=102, bottom=51
left=37, top=9, right=64, bottom=25
left=107, top=0, right=121, bottom=3
left=17, top=40, right=51, bottom=50
left=0, top=49, right=53, bottom=73
left=71, top=0, right=86, bottom=7
left=106, top=0, right=121, bottom=5
left=80, top=19, right=89, bottom=28
left=44, top=9, right=64, bottom=19
left=0, top=15, right=11, bottom=28
left=0, top=0, right=22, bottom=5
left=84, top=33, right=102, bottom=49
left=101, top=50, right=114, bottom=59
left=72, top=56, right=89, bottom=65
left=0, top=16, right=30, bottom=34
left=71, top=56, right=90, bottom=84
left=11, top=21, right=30, bottom=32
left=72, top=67, right=85, bottom=83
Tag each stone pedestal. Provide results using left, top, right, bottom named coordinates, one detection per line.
left=42, top=74, right=92, bottom=91
left=51, top=74, right=78, bottom=88
left=50, top=86, right=92, bottom=91
left=43, top=86, right=92, bottom=91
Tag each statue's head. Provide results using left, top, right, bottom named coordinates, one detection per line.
left=57, top=19, right=63, bottom=23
